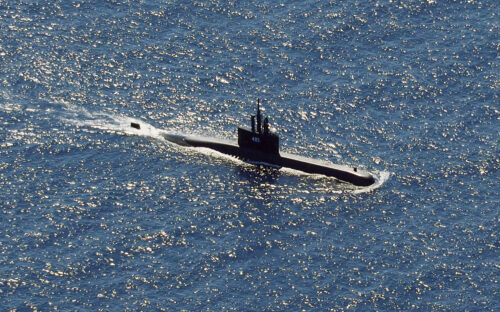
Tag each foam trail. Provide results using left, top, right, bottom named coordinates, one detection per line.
left=191, top=146, right=248, bottom=167
left=93, top=114, right=165, bottom=141
left=59, top=101, right=165, bottom=141
left=352, top=170, right=390, bottom=194
left=280, top=166, right=329, bottom=178
left=58, top=100, right=95, bottom=120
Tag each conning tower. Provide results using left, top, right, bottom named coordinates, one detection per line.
left=238, top=99, right=279, bottom=154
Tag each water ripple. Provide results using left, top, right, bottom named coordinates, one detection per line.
left=0, top=0, right=498, bottom=310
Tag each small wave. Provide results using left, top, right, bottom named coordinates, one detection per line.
left=246, top=160, right=281, bottom=169
left=279, top=166, right=330, bottom=179
left=279, top=166, right=390, bottom=194
left=190, top=146, right=249, bottom=167
left=351, top=170, right=391, bottom=194
left=215, top=76, right=230, bottom=84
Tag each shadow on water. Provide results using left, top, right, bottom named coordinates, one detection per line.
left=235, top=164, right=281, bottom=185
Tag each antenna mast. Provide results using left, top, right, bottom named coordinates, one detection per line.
left=256, top=98, right=262, bottom=133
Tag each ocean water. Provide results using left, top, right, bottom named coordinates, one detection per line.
left=0, top=0, right=498, bottom=310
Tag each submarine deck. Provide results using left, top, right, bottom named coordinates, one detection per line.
left=161, top=133, right=375, bottom=186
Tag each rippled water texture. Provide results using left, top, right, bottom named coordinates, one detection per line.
left=0, top=0, right=498, bottom=310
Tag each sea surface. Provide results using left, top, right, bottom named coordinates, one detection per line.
left=0, top=0, right=498, bottom=311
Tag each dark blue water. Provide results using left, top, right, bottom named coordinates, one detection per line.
left=1, top=0, right=498, bottom=310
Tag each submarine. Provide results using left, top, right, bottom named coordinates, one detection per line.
left=132, top=101, right=375, bottom=186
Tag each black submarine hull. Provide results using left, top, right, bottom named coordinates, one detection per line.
left=162, top=133, right=375, bottom=187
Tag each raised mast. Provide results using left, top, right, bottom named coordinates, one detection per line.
left=256, top=98, right=262, bottom=134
